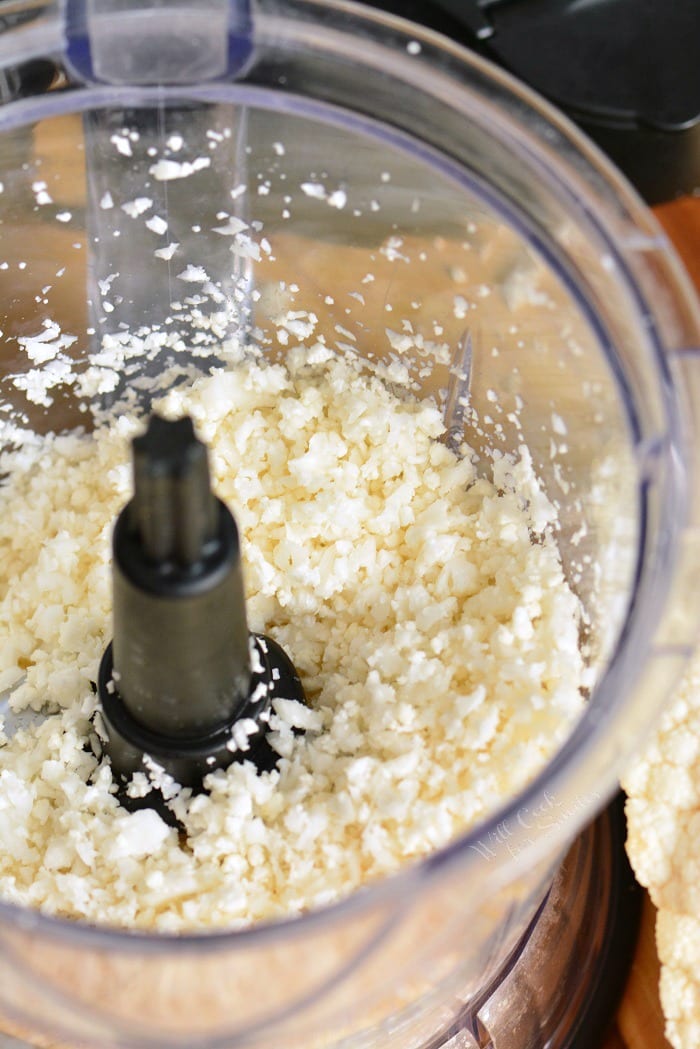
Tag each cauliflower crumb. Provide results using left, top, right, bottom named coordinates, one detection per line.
left=0, top=351, right=585, bottom=931
left=121, top=197, right=153, bottom=219
left=149, top=157, right=211, bottom=181
left=154, top=242, right=179, bottom=261
left=145, top=215, right=168, bottom=236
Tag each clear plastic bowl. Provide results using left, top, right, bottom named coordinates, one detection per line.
left=0, top=2, right=699, bottom=1047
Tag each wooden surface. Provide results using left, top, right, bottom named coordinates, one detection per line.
left=602, top=193, right=700, bottom=1049
left=605, top=895, right=671, bottom=1049
left=654, top=197, right=700, bottom=291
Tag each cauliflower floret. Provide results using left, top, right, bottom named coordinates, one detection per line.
left=623, top=654, right=700, bottom=1049
left=658, top=910, right=700, bottom=1049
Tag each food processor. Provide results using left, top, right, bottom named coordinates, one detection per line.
left=1, top=2, right=699, bottom=1048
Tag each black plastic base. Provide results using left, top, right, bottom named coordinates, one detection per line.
left=95, top=632, right=305, bottom=826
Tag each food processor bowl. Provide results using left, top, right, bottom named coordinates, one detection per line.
left=0, top=2, right=699, bottom=1047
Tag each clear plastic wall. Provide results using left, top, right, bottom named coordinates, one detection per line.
left=0, top=2, right=699, bottom=1047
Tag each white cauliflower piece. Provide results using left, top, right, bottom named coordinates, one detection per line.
left=658, top=910, right=700, bottom=1049
left=623, top=653, right=700, bottom=1049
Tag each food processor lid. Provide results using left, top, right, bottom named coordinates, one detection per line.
left=366, top=0, right=700, bottom=203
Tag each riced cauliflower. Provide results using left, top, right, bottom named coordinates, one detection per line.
left=0, top=348, right=586, bottom=931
